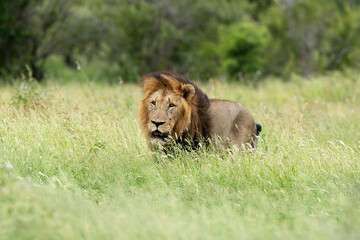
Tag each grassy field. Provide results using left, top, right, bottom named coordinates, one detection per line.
left=0, top=72, right=359, bottom=239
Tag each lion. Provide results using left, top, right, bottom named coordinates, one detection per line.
left=139, top=71, right=262, bottom=150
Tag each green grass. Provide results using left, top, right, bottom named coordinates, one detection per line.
left=0, top=72, right=359, bottom=239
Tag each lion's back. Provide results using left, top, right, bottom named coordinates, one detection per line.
left=208, top=99, right=257, bottom=148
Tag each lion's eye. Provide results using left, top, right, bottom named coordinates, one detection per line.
left=169, top=103, right=176, bottom=108
left=151, top=101, right=156, bottom=106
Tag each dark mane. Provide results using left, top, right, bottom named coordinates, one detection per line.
left=141, top=71, right=211, bottom=145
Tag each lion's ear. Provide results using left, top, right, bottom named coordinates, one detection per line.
left=182, top=84, right=195, bottom=101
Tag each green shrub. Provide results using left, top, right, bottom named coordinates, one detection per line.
left=0, top=0, right=71, bottom=81
left=219, top=22, right=269, bottom=78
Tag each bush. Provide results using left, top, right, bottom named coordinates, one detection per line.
left=261, top=0, right=360, bottom=77
left=219, top=22, right=269, bottom=78
left=1, top=0, right=360, bottom=82
left=0, top=0, right=71, bottom=81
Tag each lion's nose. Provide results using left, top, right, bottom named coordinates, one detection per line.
left=151, top=121, right=165, bottom=128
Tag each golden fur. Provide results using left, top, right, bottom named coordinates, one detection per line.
left=139, top=71, right=261, bottom=150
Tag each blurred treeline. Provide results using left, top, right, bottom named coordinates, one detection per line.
left=1, top=0, right=360, bottom=82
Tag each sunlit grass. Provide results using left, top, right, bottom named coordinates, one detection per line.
left=0, top=72, right=359, bottom=239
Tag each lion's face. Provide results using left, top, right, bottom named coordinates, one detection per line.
left=146, top=89, right=189, bottom=146
left=139, top=75, right=196, bottom=149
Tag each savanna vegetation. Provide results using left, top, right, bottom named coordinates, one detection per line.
left=0, top=70, right=359, bottom=239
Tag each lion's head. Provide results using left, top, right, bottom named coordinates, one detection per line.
left=139, top=72, right=210, bottom=149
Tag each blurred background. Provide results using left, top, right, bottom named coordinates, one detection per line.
left=1, top=0, right=360, bottom=83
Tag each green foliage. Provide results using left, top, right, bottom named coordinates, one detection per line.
left=0, top=0, right=33, bottom=78
left=261, top=0, right=360, bottom=77
left=98, top=0, right=251, bottom=81
left=248, top=0, right=274, bottom=18
left=1, top=0, right=360, bottom=82
left=219, top=22, right=269, bottom=77
left=0, top=0, right=72, bottom=80
left=324, top=4, right=360, bottom=70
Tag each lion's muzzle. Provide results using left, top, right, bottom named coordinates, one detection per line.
left=151, top=130, right=170, bottom=142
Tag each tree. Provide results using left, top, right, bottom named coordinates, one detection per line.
left=0, top=0, right=71, bottom=80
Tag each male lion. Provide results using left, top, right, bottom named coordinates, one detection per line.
left=139, top=72, right=262, bottom=150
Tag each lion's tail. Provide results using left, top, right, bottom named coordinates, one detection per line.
left=256, top=123, right=262, bottom=136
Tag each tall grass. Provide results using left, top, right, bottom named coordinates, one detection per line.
left=0, top=72, right=359, bottom=239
